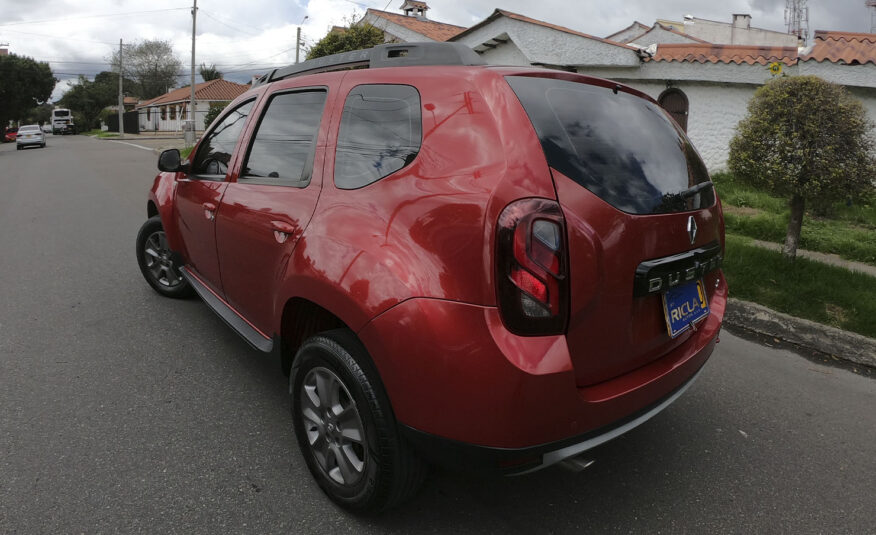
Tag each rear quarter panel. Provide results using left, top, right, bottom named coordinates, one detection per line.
left=273, top=67, right=556, bottom=333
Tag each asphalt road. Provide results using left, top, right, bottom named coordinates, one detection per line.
left=1, top=135, right=874, bottom=534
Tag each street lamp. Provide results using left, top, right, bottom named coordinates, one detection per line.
left=295, top=15, right=309, bottom=64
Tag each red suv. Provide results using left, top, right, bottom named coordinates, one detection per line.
left=137, top=43, right=726, bottom=512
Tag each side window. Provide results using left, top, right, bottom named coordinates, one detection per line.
left=240, top=90, right=327, bottom=187
left=191, top=100, right=255, bottom=177
left=334, top=84, right=421, bottom=190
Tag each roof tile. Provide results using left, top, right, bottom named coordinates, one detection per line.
left=137, top=79, right=249, bottom=108
left=801, top=30, right=876, bottom=65
left=366, top=9, right=466, bottom=42
left=649, top=43, right=798, bottom=65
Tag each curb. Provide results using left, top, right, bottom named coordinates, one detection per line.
left=724, top=298, right=876, bottom=369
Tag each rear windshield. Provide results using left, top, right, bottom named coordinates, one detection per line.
left=20, top=126, right=40, bottom=132
left=507, top=76, right=713, bottom=215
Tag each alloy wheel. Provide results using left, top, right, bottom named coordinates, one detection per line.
left=142, top=231, right=183, bottom=288
left=300, top=366, right=367, bottom=486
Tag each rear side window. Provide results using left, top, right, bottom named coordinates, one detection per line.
left=334, top=84, right=422, bottom=189
left=506, top=76, right=713, bottom=215
left=192, top=100, right=255, bottom=176
left=241, top=90, right=327, bottom=187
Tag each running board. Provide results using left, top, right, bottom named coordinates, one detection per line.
left=180, top=267, right=274, bottom=353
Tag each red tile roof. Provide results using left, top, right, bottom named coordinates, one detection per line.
left=137, top=79, right=249, bottom=108
left=452, top=9, right=639, bottom=51
left=649, top=43, right=798, bottom=65
left=366, top=8, right=466, bottom=42
left=800, top=30, right=876, bottom=65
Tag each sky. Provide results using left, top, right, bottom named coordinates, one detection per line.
left=0, top=0, right=871, bottom=102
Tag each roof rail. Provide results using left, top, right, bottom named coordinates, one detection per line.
left=253, top=42, right=485, bottom=86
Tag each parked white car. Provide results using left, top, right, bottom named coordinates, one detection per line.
left=16, top=125, right=46, bottom=150
left=41, top=124, right=52, bottom=134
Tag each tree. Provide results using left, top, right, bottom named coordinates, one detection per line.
left=109, top=40, right=182, bottom=99
left=203, top=102, right=227, bottom=129
left=0, top=53, right=56, bottom=127
left=25, top=103, right=54, bottom=126
left=728, top=76, right=875, bottom=259
left=58, top=71, right=134, bottom=130
left=307, top=21, right=384, bottom=60
left=199, top=63, right=222, bottom=81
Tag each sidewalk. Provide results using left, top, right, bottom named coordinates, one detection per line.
left=750, top=239, right=876, bottom=277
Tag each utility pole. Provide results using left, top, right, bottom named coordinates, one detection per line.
left=118, top=39, right=124, bottom=139
left=295, top=15, right=308, bottom=64
left=187, top=0, right=197, bottom=145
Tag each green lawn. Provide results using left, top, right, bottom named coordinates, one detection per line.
left=722, top=234, right=876, bottom=339
left=713, top=172, right=876, bottom=265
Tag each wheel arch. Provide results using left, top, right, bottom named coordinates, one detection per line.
left=279, top=296, right=352, bottom=375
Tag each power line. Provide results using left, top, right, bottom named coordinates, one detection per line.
left=199, top=10, right=259, bottom=37
left=0, top=28, right=117, bottom=46
left=0, top=8, right=190, bottom=27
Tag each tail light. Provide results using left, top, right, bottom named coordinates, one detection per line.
left=496, top=198, right=569, bottom=335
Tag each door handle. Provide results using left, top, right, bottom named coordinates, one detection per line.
left=203, top=202, right=217, bottom=221
left=271, top=220, right=295, bottom=244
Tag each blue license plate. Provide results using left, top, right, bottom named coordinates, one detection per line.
left=662, top=279, right=710, bottom=338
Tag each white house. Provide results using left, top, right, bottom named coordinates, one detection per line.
left=452, top=11, right=876, bottom=170
left=136, top=79, right=249, bottom=133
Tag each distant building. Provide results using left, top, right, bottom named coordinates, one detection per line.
left=452, top=11, right=876, bottom=170
left=359, top=1, right=466, bottom=42
left=136, top=79, right=249, bottom=133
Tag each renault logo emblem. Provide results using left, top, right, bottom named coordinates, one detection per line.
left=687, top=216, right=698, bottom=245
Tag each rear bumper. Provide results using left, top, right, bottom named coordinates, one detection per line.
left=17, top=139, right=44, bottom=146
left=401, top=363, right=704, bottom=475
left=357, top=274, right=725, bottom=461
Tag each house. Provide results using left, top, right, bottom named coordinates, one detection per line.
left=136, top=79, right=249, bottom=133
left=450, top=9, right=642, bottom=69
left=358, top=1, right=466, bottom=42
left=452, top=10, right=876, bottom=170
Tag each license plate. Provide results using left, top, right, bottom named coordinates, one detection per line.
left=25, top=135, right=32, bottom=138
left=662, top=279, right=710, bottom=338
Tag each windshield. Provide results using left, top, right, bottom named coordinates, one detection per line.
left=54, top=110, right=70, bottom=117
left=507, top=76, right=714, bottom=215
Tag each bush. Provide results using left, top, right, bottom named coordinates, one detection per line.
left=203, top=102, right=227, bottom=129
left=728, top=76, right=875, bottom=259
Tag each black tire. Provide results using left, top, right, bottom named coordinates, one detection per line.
left=290, top=329, right=427, bottom=513
left=16, top=145, right=21, bottom=151
left=135, top=216, right=194, bottom=298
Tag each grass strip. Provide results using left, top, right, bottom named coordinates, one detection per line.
left=722, top=234, right=876, bottom=339
left=713, top=172, right=876, bottom=265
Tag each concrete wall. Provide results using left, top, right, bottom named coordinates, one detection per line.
left=477, top=37, right=530, bottom=66
left=683, top=18, right=798, bottom=46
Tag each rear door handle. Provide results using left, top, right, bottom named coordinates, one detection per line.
left=203, top=202, right=217, bottom=221
left=271, top=220, right=295, bottom=243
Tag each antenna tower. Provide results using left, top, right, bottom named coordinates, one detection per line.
left=867, top=1, right=876, bottom=33
left=785, top=0, right=810, bottom=43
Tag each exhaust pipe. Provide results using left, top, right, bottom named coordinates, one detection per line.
left=558, top=456, right=595, bottom=473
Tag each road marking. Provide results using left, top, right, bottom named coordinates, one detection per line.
left=110, top=140, right=153, bottom=151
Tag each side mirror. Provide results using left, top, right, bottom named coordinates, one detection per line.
left=158, top=149, right=189, bottom=173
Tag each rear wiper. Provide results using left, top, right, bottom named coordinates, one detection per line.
left=675, top=181, right=714, bottom=199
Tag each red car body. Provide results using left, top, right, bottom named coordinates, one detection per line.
left=3, top=128, right=18, bottom=143
left=145, top=58, right=725, bottom=475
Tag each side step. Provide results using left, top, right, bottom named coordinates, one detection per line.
left=180, top=267, right=273, bottom=353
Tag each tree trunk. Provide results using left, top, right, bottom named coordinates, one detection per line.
left=783, top=194, right=805, bottom=260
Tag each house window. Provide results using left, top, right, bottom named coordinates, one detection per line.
left=160, top=106, right=166, bottom=120
left=180, top=103, right=186, bottom=120
left=658, top=88, right=689, bottom=133
left=146, top=108, right=151, bottom=121
left=170, top=106, right=177, bottom=120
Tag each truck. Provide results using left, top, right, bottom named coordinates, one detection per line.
left=51, top=108, right=76, bottom=135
